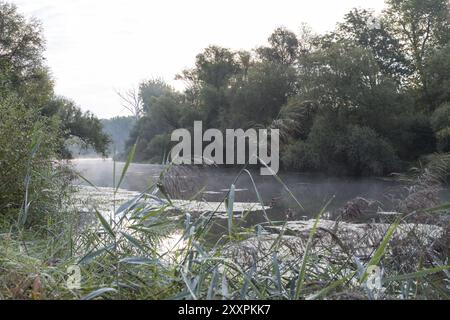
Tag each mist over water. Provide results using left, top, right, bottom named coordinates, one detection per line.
left=72, top=158, right=434, bottom=221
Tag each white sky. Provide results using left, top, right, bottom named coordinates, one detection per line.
left=11, top=0, right=386, bottom=119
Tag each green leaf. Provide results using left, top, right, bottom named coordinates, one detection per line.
left=258, top=157, right=304, bottom=210
left=226, top=184, right=235, bottom=238
left=295, top=196, right=334, bottom=299
left=115, top=142, right=137, bottom=193
left=181, top=271, right=198, bottom=300
left=307, top=271, right=357, bottom=300
left=119, top=257, right=157, bottom=265
left=424, top=202, right=450, bottom=213
left=360, top=219, right=400, bottom=283
left=81, top=288, right=117, bottom=300
left=384, top=265, right=450, bottom=283
left=272, top=253, right=282, bottom=295
left=243, top=169, right=271, bottom=224
left=75, top=172, right=100, bottom=191
left=78, top=245, right=114, bottom=265
left=207, top=268, right=220, bottom=300
left=94, top=209, right=115, bottom=239
left=120, top=232, right=148, bottom=254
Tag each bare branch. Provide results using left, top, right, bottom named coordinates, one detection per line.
left=115, top=87, right=143, bottom=120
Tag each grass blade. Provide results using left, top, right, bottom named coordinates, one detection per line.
left=95, top=209, right=115, bottom=239
left=81, top=288, right=117, bottom=300
left=306, top=271, right=357, bottom=300
left=226, top=184, right=235, bottom=238
left=360, top=218, right=400, bottom=283
left=78, top=245, right=114, bottom=265
left=115, top=143, right=137, bottom=193
left=384, top=265, right=450, bottom=283
left=295, top=196, right=334, bottom=299
left=119, top=257, right=157, bottom=265
left=120, top=231, right=148, bottom=254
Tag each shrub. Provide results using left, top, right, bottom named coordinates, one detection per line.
left=431, top=103, right=450, bottom=152
left=340, top=125, right=400, bottom=176
left=283, top=116, right=400, bottom=176
left=0, top=96, right=70, bottom=228
left=281, top=140, right=318, bottom=171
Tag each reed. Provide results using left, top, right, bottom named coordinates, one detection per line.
left=0, top=145, right=449, bottom=300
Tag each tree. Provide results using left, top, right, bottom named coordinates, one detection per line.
left=194, top=45, right=239, bottom=89
left=257, top=27, right=300, bottom=65
left=48, top=97, right=110, bottom=157
left=431, top=103, right=450, bottom=152
left=139, top=78, right=173, bottom=114
left=336, top=8, right=410, bottom=82
left=0, top=2, right=53, bottom=108
left=116, top=87, right=143, bottom=120
left=0, top=2, right=45, bottom=81
left=424, top=44, right=450, bottom=107
left=228, top=61, right=297, bottom=127
left=385, top=0, right=450, bottom=110
left=0, top=2, right=111, bottom=158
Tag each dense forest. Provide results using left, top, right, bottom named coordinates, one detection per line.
left=125, top=0, right=450, bottom=176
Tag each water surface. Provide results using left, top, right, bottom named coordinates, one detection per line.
left=72, top=158, right=412, bottom=221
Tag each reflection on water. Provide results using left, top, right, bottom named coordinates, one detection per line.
left=71, top=158, right=450, bottom=248
left=72, top=159, right=395, bottom=219
left=71, top=158, right=449, bottom=222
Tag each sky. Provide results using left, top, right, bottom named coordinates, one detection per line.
left=10, top=0, right=386, bottom=119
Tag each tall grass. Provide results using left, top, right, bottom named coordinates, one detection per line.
left=0, top=147, right=449, bottom=300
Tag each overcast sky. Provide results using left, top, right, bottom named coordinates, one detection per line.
left=11, top=0, right=386, bottom=119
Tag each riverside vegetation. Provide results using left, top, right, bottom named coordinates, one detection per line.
left=0, top=0, right=449, bottom=300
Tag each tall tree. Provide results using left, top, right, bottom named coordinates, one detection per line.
left=0, top=2, right=110, bottom=158
left=257, top=27, right=300, bottom=65
left=385, top=0, right=450, bottom=110
left=336, top=8, right=410, bottom=82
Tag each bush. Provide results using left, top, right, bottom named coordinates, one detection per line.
left=388, top=113, right=437, bottom=161
left=282, top=116, right=400, bottom=176
left=281, top=140, right=318, bottom=171
left=431, top=103, right=450, bottom=152
left=0, top=96, right=71, bottom=228
left=340, top=125, right=400, bottom=176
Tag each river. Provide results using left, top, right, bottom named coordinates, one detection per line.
left=72, top=158, right=446, bottom=221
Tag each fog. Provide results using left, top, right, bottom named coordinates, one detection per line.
left=72, top=158, right=414, bottom=221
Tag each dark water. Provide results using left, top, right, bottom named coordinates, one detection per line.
left=72, top=158, right=450, bottom=245
left=72, top=159, right=415, bottom=220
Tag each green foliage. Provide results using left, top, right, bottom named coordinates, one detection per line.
left=385, top=0, right=450, bottom=108
left=0, top=96, right=70, bottom=227
left=431, top=103, right=450, bottom=152
left=127, top=6, right=449, bottom=175
left=256, top=27, right=300, bottom=65
left=425, top=45, right=450, bottom=109
left=0, top=2, right=110, bottom=159
left=341, top=125, right=400, bottom=176
left=139, top=78, right=173, bottom=113
left=0, top=2, right=53, bottom=109
left=283, top=117, right=400, bottom=176
left=336, top=8, right=410, bottom=81
left=53, top=97, right=110, bottom=157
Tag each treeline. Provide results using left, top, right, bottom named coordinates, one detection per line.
left=126, top=0, right=450, bottom=176
left=0, top=2, right=109, bottom=225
